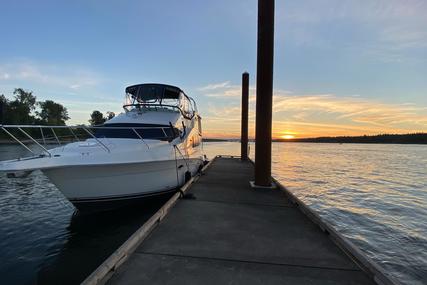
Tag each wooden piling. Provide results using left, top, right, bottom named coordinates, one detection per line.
left=254, top=0, right=274, bottom=186
left=241, top=72, right=249, bottom=161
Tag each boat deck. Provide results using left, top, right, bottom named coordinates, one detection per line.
left=102, top=157, right=381, bottom=284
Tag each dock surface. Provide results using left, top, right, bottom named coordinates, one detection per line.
left=107, top=157, right=377, bottom=284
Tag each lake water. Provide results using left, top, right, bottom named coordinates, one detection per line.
left=0, top=142, right=426, bottom=284
left=205, top=142, right=427, bottom=285
left=0, top=144, right=172, bottom=284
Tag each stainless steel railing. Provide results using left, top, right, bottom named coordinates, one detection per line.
left=0, top=125, right=177, bottom=157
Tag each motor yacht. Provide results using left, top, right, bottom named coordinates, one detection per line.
left=0, top=83, right=206, bottom=211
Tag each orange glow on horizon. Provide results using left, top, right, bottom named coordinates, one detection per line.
left=199, top=85, right=427, bottom=140
left=280, top=134, right=295, bottom=139
left=202, top=128, right=427, bottom=140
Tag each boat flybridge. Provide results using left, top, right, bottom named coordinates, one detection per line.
left=0, top=83, right=206, bottom=211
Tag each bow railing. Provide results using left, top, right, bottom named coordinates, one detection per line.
left=0, top=125, right=178, bottom=157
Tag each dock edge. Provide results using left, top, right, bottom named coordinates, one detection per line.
left=82, top=155, right=400, bottom=285
left=271, top=176, right=401, bottom=285
left=81, top=157, right=217, bottom=285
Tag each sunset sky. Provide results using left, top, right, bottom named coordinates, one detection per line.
left=0, top=0, right=426, bottom=138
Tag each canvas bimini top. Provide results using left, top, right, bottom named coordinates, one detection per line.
left=124, top=83, right=197, bottom=120
left=125, top=83, right=185, bottom=103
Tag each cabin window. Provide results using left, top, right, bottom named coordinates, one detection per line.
left=93, top=123, right=179, bottom=141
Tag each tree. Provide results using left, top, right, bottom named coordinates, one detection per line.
left=89, top=110, right=106, bottom=125
left=36, top=100, right=70, bottom=125
left=7, top=88, right=37, bottom=124
left=13, top=88, right=36, bottom=109
left=0, top=94, right=7, bottom=124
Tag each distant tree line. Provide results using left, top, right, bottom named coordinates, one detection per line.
left=275, top=133, right=427, bottom=144
left=0, top=88, right=116, bottom=127
left=0, top=88, right=69, bottom=126
left=0, top=88, right=117, bottom=142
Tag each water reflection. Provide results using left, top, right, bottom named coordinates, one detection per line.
left=36, top=196, right=171, bottom=285
left=0, top=144, right=172, bottom=284
left=204, top=142, right=427, bottom=285
left=1, top=142, right=426, bottom=285
left=271, top=143, right=427, bottom=285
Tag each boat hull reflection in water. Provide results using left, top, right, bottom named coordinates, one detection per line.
left=37, top=194, right=173, bottom=285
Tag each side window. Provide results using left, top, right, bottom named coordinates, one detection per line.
left=197, top=116, right=202, bottom=135
left=192, top=135, right=200, bottom=147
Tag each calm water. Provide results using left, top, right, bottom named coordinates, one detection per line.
left=0, top=144, right=172, bottom=284
left=205, top=142, right=427, bottom=285
left=0, top=142, right=426, bottom=284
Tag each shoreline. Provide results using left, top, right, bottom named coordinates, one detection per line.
left=1, top=139, right=426, bottom=145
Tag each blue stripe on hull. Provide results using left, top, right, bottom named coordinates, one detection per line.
left=69, top=189, right=177, bottom=212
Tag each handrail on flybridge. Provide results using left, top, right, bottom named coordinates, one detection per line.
left=0, top=125, right=176, bottom=156
left=122, top=103, right=195, bottom=120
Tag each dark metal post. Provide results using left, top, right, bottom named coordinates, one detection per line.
left=254, top=0, right=274, bottom=186
left=241, top=72, right=249, bottom=161
left=0, top=100, right=5, bottom=125
left=0, top=101, right=3, bottom=124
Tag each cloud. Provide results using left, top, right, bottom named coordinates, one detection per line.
left=1, top=73, right=10, bottom=79
left=199, top=82, right=427, bottom=138
left=0, top=60, right=102, bottom=90
left=198, top=81, right=231, bottom=91
left=69, top=84, right=81, bottom=90
left=272, top=94, right=427, bottom=127
left=283, top=0, right=427, bottom=23
left=379, top=26, right=427, bottom=50
left=205, top=87, right=246, bottom=98
left=198, top=82, right=259, bottom=98
left=277, top=0, right=427, bottom=62
left=0, top=59, right=113, bottom=125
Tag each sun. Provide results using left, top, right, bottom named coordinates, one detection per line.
left=281, top=134, right=295, bottom=139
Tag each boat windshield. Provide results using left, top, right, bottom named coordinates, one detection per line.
left=93, top=124, right=179, bottom=141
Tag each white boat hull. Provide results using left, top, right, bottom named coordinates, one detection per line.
left=42, top=158, right=202, bottom=210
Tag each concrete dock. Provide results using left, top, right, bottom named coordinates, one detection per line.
left=84, top=157, right=394, bottom=285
